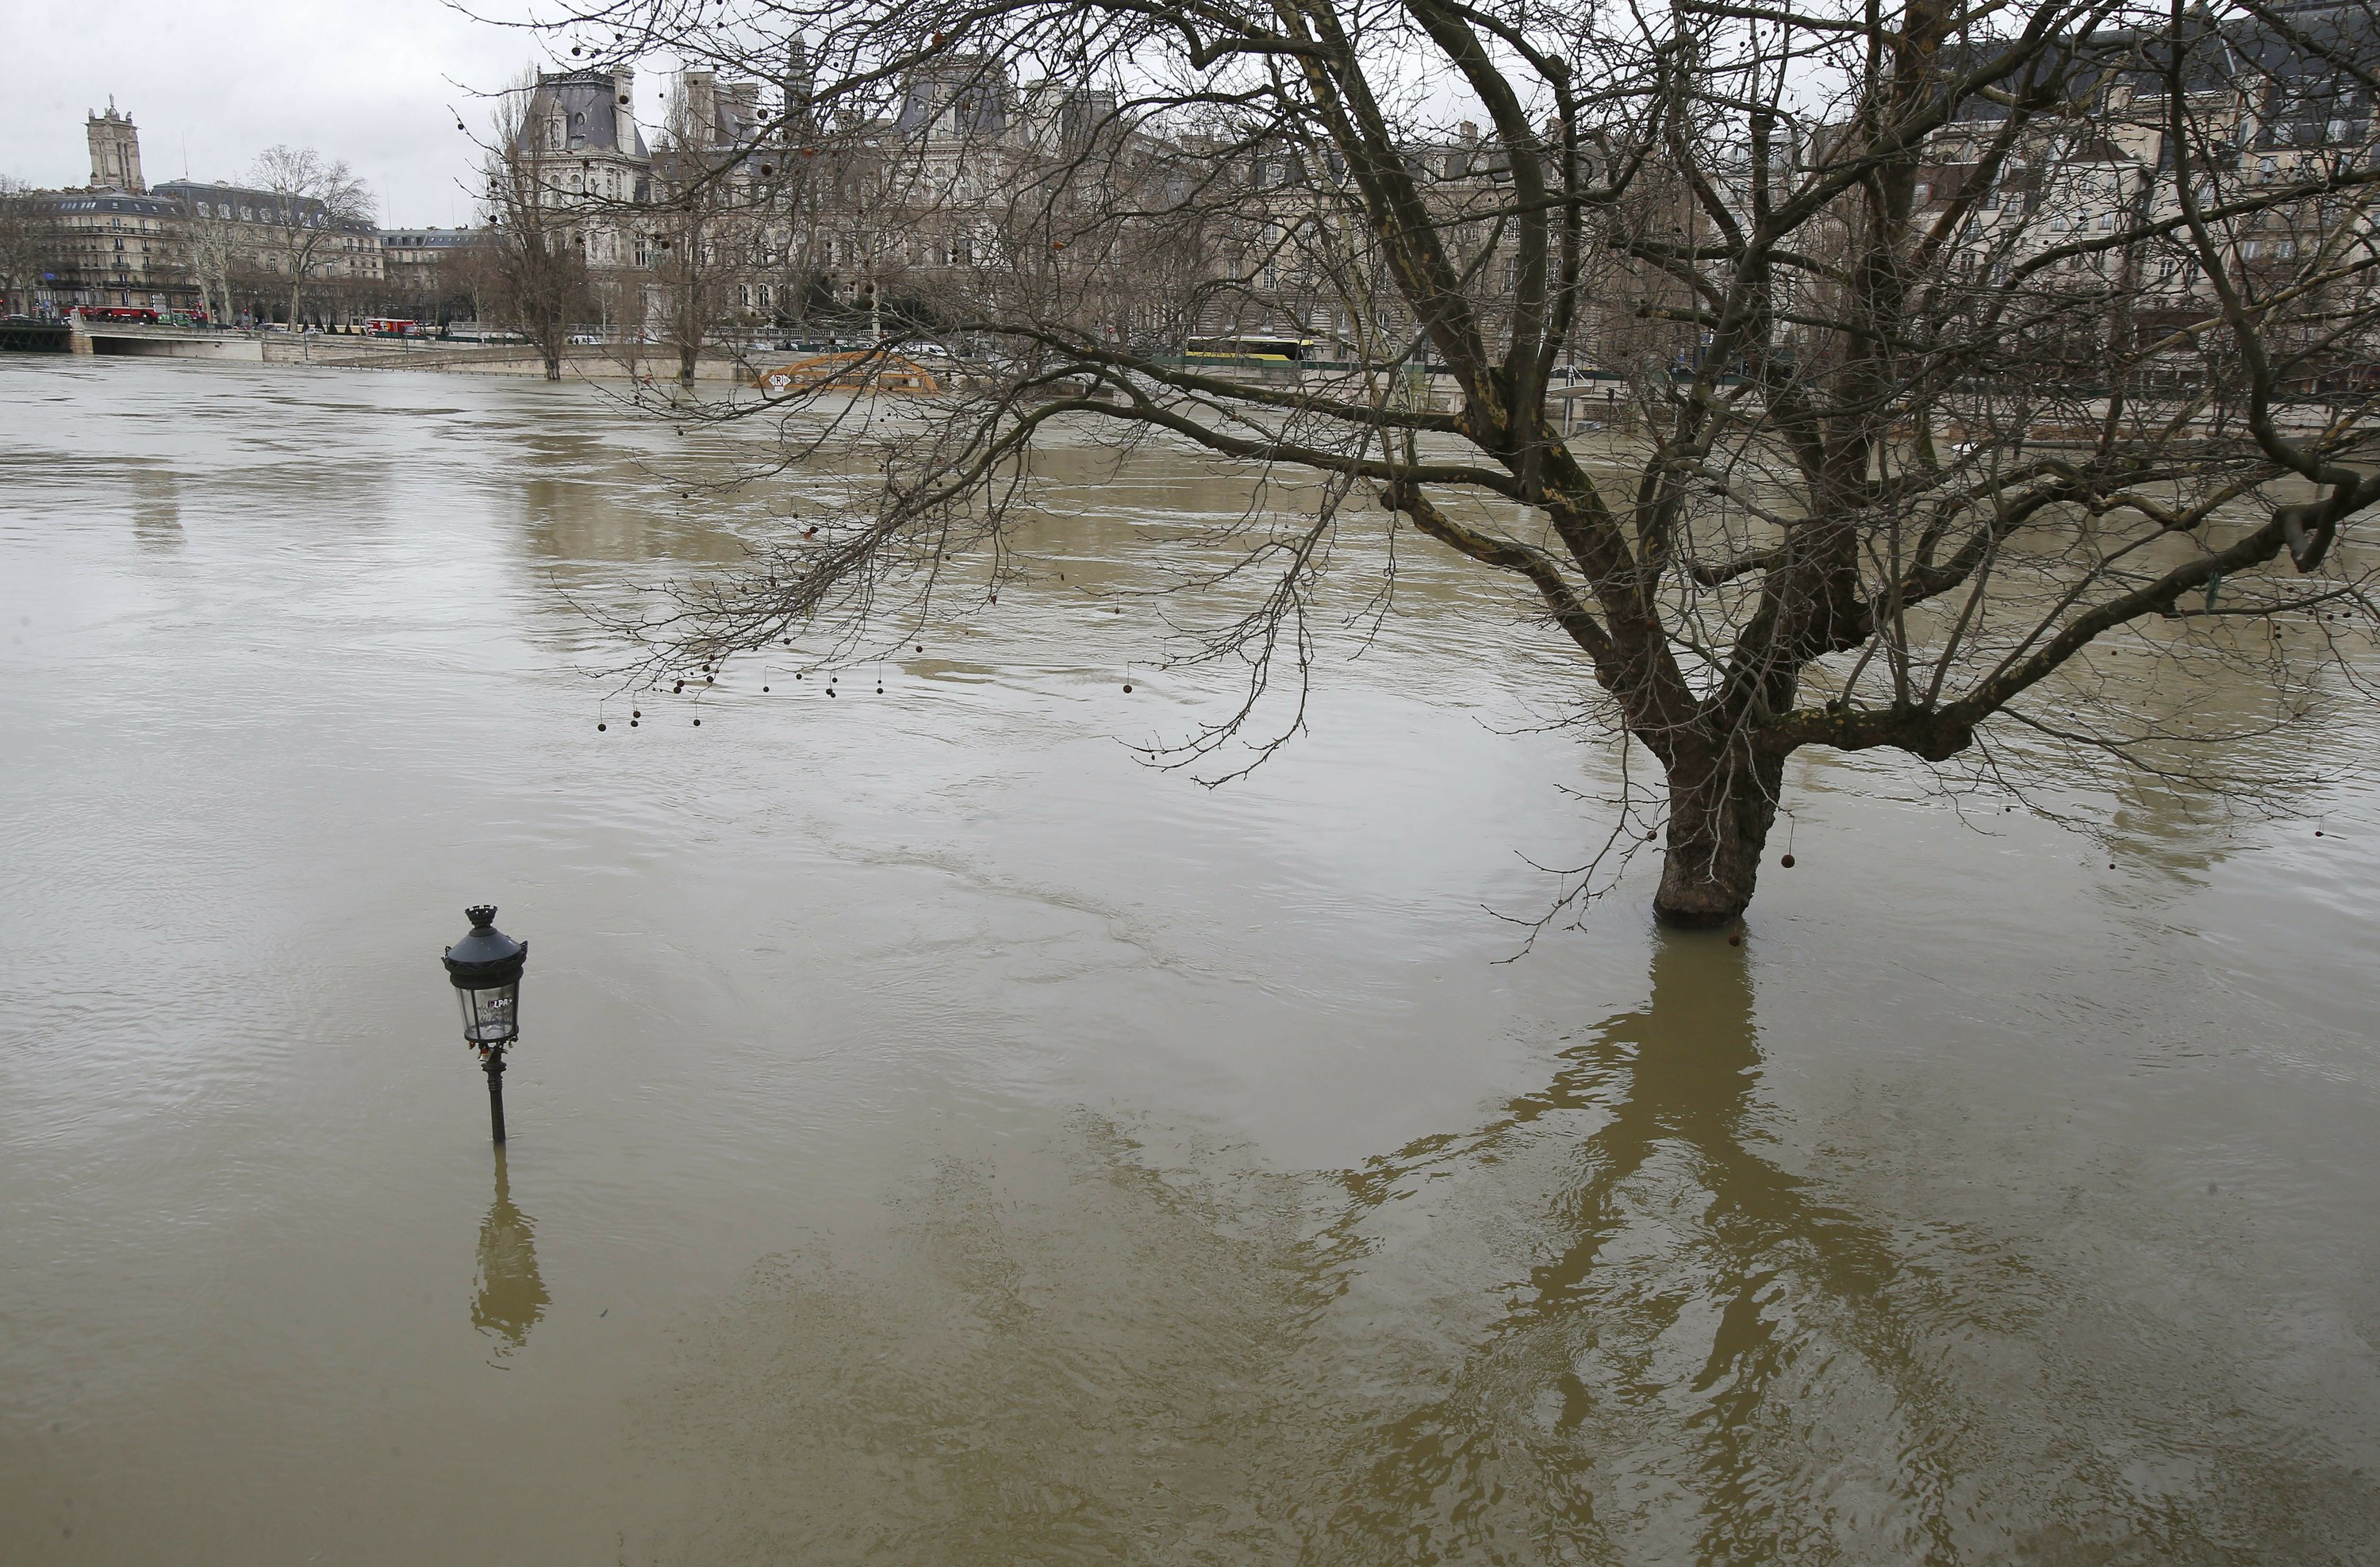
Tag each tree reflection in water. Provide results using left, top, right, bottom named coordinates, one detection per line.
left=1308, top=931, right=1919, bottom=1562
left=666, top=933, right=1943, bottom=1562
left=665, top=932, right=2367, bottom=1561
left=473, top=1150, right=550, bottom=1362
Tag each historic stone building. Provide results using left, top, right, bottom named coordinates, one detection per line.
left=43, top=191, right=190, bottom=313
left=33, top=101, right=395, bottom=323
left=153, top=177, right=384, bottom=325
left=512, top=65, right=652, bottom=267
left=37, top=105, right=194, bottom=313
left=378, top=228, right=485, bottom=317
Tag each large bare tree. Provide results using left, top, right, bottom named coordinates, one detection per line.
left=482, top=81, right=597, bottom=380
left=182, top=198, right=239, bottom=327
left=247, top=145, right=374, bottom=328
left=645, top=75, right=774, bottom=386
left=647, top=163, right=746, bottom=384
left=558, top=0, right=2380, bottom=927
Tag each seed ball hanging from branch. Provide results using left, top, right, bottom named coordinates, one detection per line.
left=597, top=722, right=606, bottom=732
left=1780, top=853, right=1795, bottom=868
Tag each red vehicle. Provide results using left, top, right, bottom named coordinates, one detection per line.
left=365, top=318, right=428, bottom=339
left=79, top=306, right=159, bottom=325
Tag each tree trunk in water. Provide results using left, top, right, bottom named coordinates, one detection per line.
left=1653, top=743, right=1787, bottom=928
left=678, top=338, right=698, bottom=386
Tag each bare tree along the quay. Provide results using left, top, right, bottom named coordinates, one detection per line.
left=528, top=0, right=2380, bottom=926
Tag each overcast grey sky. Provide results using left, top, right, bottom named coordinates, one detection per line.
left=12, top=0, right=678, bottom=228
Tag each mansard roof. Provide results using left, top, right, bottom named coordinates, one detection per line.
left=530, top=68, right=651, bottom=159
left=896, top=54, right=1012, bottom=138
left=48, top=191, right=178, bottom=216
left=154, top=179, right=374, bottom=231
left=1929, top=5, right=2380, bottom=126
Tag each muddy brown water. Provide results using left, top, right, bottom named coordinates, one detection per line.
left=3, top=356, right=2378, bottom=1563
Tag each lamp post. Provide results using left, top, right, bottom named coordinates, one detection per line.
left=442, top=905, right=528, bottom=1143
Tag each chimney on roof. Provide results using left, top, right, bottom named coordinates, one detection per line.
left=609, top=66, right=642, bottom=159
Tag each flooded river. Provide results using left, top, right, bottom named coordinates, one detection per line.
left=3, top=356, right=2378, bottom=1563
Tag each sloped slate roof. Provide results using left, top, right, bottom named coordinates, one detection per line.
left=896, top=55, right=1012, bottom=137
left=532, top=69, right=651, bottom=159
left=49, top=192, right=179, bottom=217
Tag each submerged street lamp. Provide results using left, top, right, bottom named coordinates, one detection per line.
left=442, top=905, right=528, bottom=1143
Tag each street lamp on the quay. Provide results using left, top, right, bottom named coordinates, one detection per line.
left=441, top=905, right=528, bottom=1143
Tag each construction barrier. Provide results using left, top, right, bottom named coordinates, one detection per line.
left=752, top=350, right=946, bottom=396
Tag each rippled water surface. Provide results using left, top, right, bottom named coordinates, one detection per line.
left=4, top=356, right=2379, bottom=1563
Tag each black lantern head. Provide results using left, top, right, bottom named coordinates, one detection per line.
left=443, top=904, right=528, bottom=1049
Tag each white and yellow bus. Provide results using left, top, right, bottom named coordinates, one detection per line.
left=1184, top=335, right=1316, bottom=363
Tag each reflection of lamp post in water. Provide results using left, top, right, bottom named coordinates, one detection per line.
left=473, top=1148, right=549, bottom=1357
left=441, top=905, right=528, bottom=1142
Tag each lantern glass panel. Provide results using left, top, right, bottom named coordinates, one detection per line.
left=458, top=980, right=520, bottom=1046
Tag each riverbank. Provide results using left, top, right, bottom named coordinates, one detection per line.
left=21, top=320, right=759, bottom=380
left=16, top=324, right=2351, bottom=441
